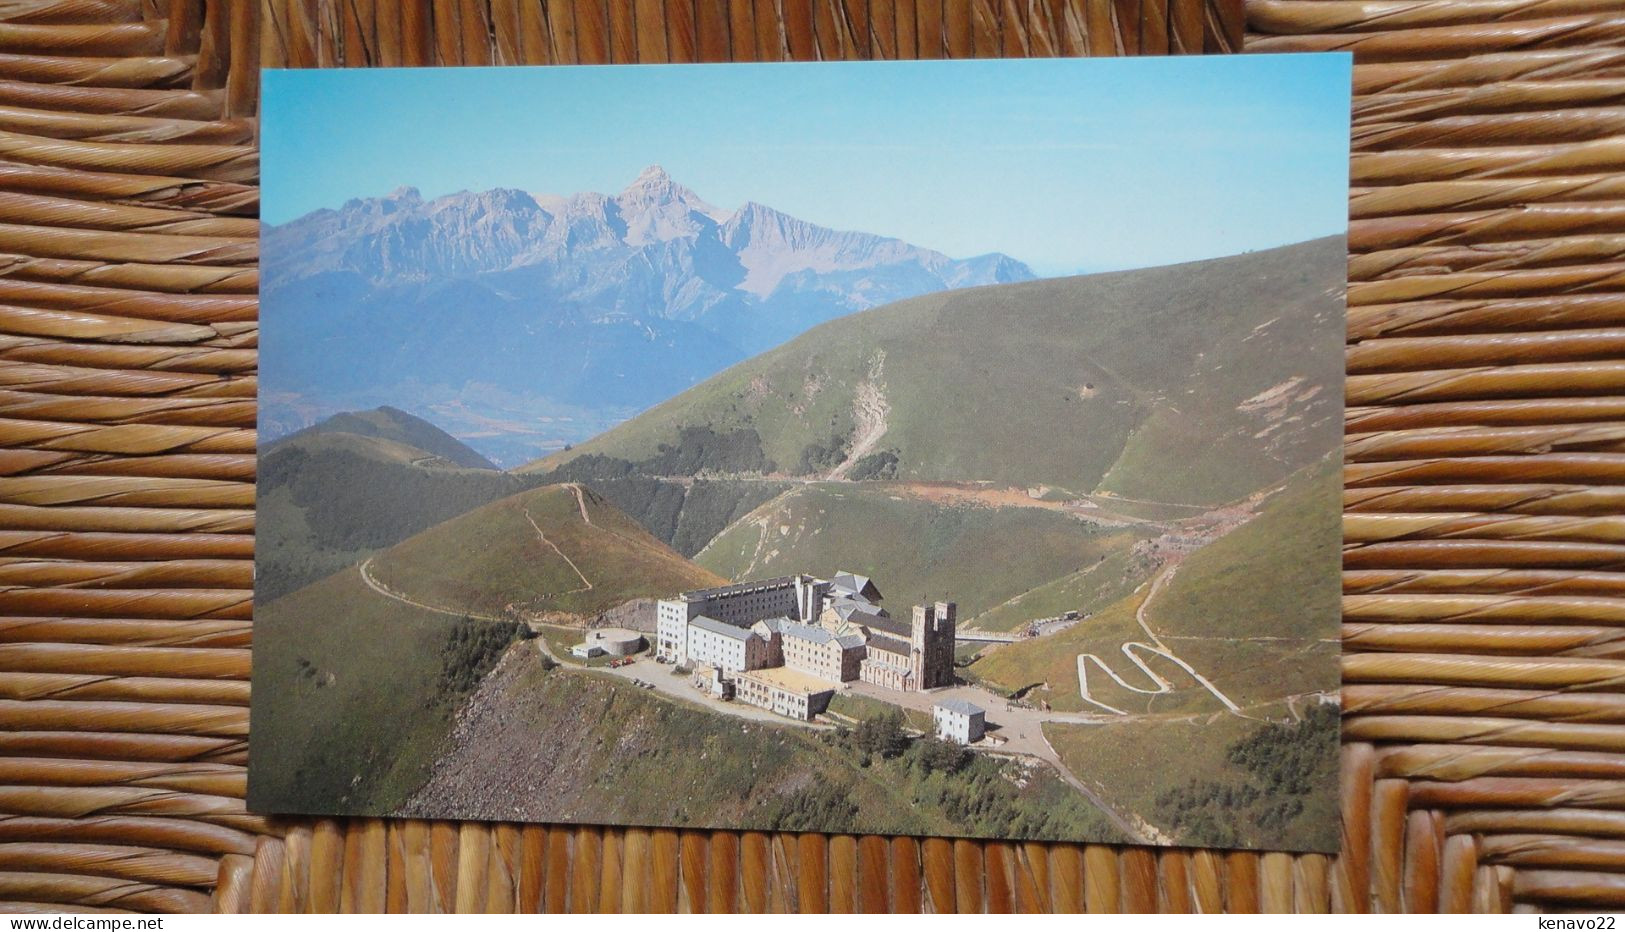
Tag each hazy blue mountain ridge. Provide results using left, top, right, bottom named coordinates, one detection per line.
left=261, top=166, right=1033, bottom=465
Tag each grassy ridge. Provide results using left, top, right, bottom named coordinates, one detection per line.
left=565, top=476, right=795, bottom=557
left=1150, top=454, right=1343, bottom=641
left=527, top=237, right=1345, bottom=507
left=273, top=405, right=498, bottom=470
left=256, top=431, right=530, bottom=601
left=695, top=483, right=1145, bottom=622
left=257, top=415, right=776, bottom=609
left=370, top=484, right=726, bottom=619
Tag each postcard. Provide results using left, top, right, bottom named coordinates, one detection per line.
left=251, top=55, right=1350, bottom=851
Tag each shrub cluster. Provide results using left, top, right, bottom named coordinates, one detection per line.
left=795, top=433, right=850, bottom=475
left=846, top=450, right=900, bottom=480
left=1151, top=702, right=1339, bottom=848
left=438, top=618, right=530, bottom=697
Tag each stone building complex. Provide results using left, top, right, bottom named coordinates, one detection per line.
left=656, top=572, right=957, bottom=720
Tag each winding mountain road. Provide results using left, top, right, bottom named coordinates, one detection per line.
left=357, top=556, right=505, bottom=622
left=1069, top=564, right=1242, bottom=717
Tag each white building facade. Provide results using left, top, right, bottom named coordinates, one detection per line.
left=735, top=669, right=834, bottom=721
left=933, top=699, right=986, bottom=744
left=657, top=575, right=826, bottom=664
left=685, top=616, right=756, bottom=673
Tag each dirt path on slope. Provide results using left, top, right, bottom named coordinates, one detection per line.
left=522, top=510, right=593, bottom=594
left=567, top=482, right=593, bottom=525
left=358, top=557, right=507, bottom=622
left=691, top=482, right=803, bottom=569
left=358, top=503, right=594, bottom=616
left=1035, top=732, right=1170, bottom=845
left=1135, top=564, right=1178, bottom=650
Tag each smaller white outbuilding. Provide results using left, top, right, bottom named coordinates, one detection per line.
left=933, top=699, right=986, bottom=744
left=585, top=627, right=645, bottom=656
left=570, top=642, right=606, bottom=659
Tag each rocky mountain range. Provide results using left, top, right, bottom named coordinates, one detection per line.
left=261, top=166, right=1033, bottom=465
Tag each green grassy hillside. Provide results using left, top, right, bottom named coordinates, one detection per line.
left=969, top=549, right=1157, bottom=633
left=1149, top=454, right=1342, bottom=641
left=248, top=568, right=531, bottom=815
left=274, top=405, right=497, bottom=469
left=558, top=476, right=796, bottom=557
left=257, top=430, right=531, bottom=601
left=968, top=455, right=1340, bottom=714
left=526, top=237, right=1344, bottom=507
left=400, top=647, right=1128, bottom=841
left=695, top=482, right=1151, bottom=623
left=1044, top=700, right=1340, bottom=852
left=251, top=482, right=727, bottom=815
left=367, top=483, right=726, bottom=619
left=258, top=419, right=777, bottom=603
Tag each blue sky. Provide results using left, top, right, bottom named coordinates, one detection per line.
left=262, top=55, right=1350, bottom=276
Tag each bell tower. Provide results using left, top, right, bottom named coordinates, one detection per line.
left=909, top=603, right=934, bottom=690
left=925, top=600, right=957, bottom=689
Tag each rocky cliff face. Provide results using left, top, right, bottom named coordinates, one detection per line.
left=260, top=166, right=1034, bottom=465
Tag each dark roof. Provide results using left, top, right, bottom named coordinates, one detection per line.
left=867, top=633, right=910, bottom=657
left=860, top=611, right=910, bottom=639
left=679, top=575, right=809, bottom=601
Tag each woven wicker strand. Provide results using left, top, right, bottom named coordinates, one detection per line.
left=0, top=0, right=1620, bottom=913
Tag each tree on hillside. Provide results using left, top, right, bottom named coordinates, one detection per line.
left=913, top=736, right=970, bottom=775
left=851, top=711, right=909, bottom=759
